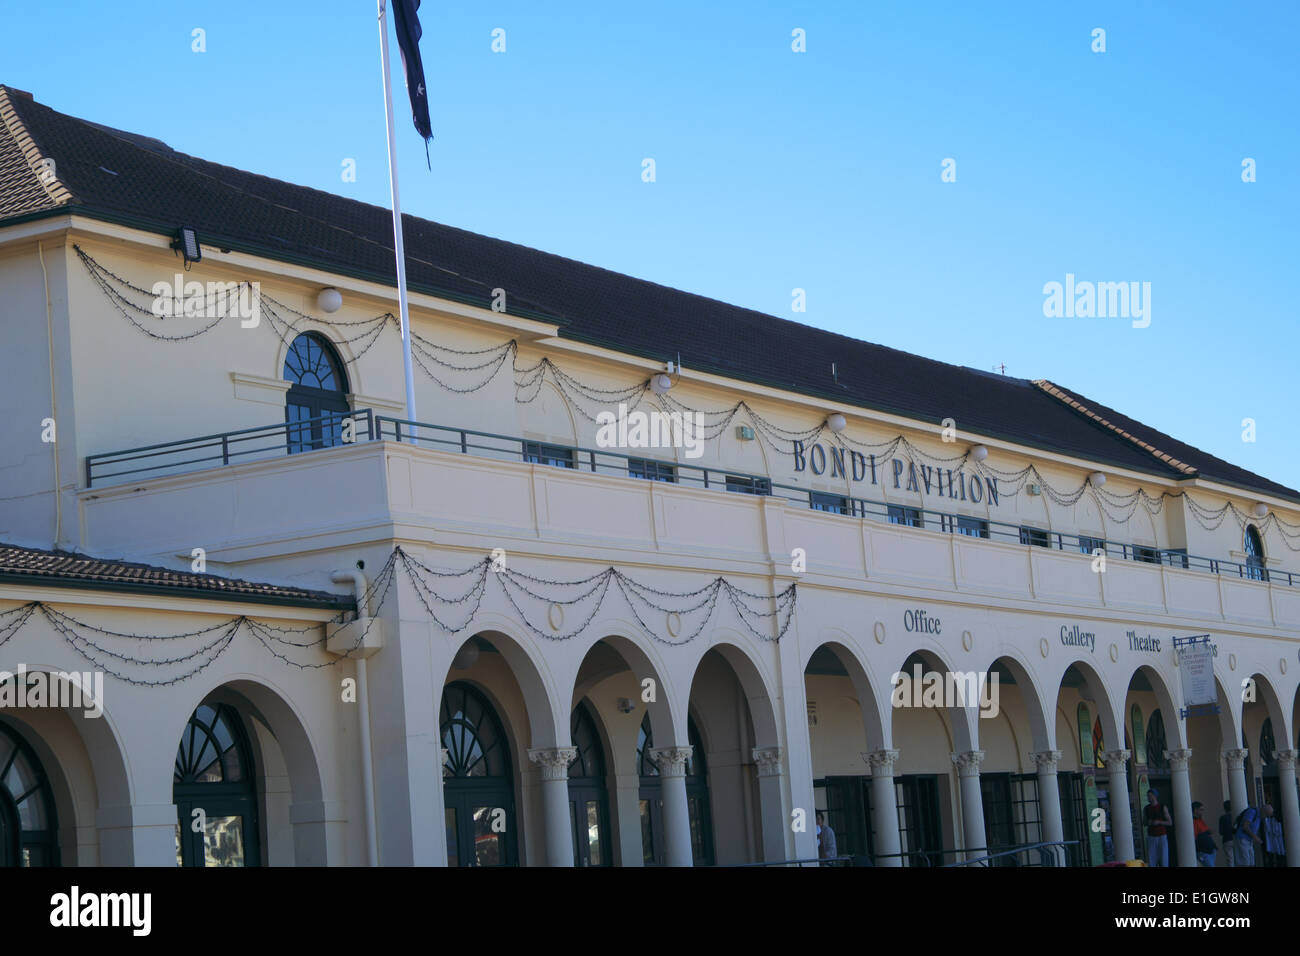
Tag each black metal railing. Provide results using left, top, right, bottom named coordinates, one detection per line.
left=83, top=411, right=1298, bottom=588
left=85, top=409, right=375, bottom=486
left=722, top=855, right=859, bottom=867
left=872, top=841, right=1082, bottom=867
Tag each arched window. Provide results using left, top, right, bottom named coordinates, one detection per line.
left=636, top=713, right=713, bottom=865
left=441, top=682, right=516, bottom=866
left=173, top=703, right=260, bottom=866
left=284, top=333, right=350, bottom=453
left=568, top=701, right=610, bottom=866
left=1244, top=526, right=1268, bottom=582
left=1146, top=710, right=1168, bottom=772
left=0, top=721, right=58, bottom=867
left=1261, top=719, right=1276, bottom=771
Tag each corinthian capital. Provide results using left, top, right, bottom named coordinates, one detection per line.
left=1165, top=748, right=1193, bottom=772
left=1030, top=750, right=1062, bottom=774
left=1223, top=748, right=1249, bottom=772
left=1274, top=750, right=1299, bottom=772
left=752, top=747, right=785, bottom=778
left=1100, top=749, right=1131, bottom=773
left=648, top=746, right=693, bottom=778
left=951, top=750, right=986, bottom=777
left=862, top=748, right=900, bottom=776
left=528, top=747, right=578, bottom=781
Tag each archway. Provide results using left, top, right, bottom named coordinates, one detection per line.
left=568, top=700, right=611, bottom=866
left=440, top=680, right=517, bottom=867
left=0, top=720, right=58, bottom=867
left=173, top=702, right=260, bottom=867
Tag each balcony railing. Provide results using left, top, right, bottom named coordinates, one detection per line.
left=83, top=411, right=1298, bottom=588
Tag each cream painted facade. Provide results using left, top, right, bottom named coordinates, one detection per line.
left=1, top=215, right=1299, bottom=867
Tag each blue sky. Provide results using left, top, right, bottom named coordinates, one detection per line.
left=3, top=1, right=1296, bottom=489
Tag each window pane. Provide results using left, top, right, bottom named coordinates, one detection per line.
left=445, top=808, right=459, bottom=867
left=204, top=815, right=246, bottom=867
left=586, top=801, right=603, bottom=866
left=640, top=799, right=655, bottom=864
left=472, top=807, right=503, bottom=866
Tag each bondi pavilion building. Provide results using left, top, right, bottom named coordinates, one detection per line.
left=0, top=85, right=1298, bottom=869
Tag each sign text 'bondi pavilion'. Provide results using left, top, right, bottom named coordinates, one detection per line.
left=793, top=442, right=999, bottom=504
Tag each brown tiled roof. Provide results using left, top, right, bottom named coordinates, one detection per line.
left=0, top=542, right=353, bottom=611
left=0, top=85, right=1295, bottom=503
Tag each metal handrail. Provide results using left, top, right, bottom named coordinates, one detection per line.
left=723, top=855, right=857, bottom=867
left=85, top=409, right=375, bottom=486
left=941, top=840, right=1081, bottom=868
left=82, top=410, right=1298, bottom=588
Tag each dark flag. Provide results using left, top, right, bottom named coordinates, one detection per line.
left=390, top=0, right=433, bottom=153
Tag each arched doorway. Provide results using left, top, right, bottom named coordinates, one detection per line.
left=0, top=721, right=58, bottom=867
left=284, top=332, right=351, bottom=453
left=568, top=701, right=611, bottom=866
left=441, top=681, right=517, bottom=866
left=636, top=713, right=712, bottom=865
left=173, top=703, right=261, bottom=867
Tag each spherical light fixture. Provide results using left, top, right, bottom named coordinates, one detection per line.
left=969, top=444, right=989, bottom=462
left=650, top=373, right=673, bottom=394
left=1253, top=502, right=1269, bottom=519
left=317, top=287, right=343, bottom=313
left=827, top=413, right=847, bottom=433
left=1090, top=471, right=1107, bottom=487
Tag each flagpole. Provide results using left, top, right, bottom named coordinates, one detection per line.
left=377, top=0, right=419, bottom=437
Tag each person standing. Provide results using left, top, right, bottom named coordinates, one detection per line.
left=1192, top=802, right=1216, bottom=867
left=1143, top=789, right=1172, bottom=867
left=1218, top=800, right=1236, bottom=867
left=1234, top=804, right=1262, bottom=867
left=816, top=811, right=838, bottom=863
left=1262, top=804, right=1283, bottom=867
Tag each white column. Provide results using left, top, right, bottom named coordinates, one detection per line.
left=649, top=746, right=695, bottom=866
left=528, top=747, right=577, bottom=867
left=952, top=750, right=987, bottom=864
left=1102, top=749, right=1134, bottom=862
left=1273, top=750, right=1300, bottom=868
left=1224, top=748, right=1250, bottom=819
left=1167, top=748, right=1196, bottom=868
left=752, top=747, right=787, bottom=863
left=864, top=749, right=902, bottom=866
left=1031, top=750, right=1066, bottom=866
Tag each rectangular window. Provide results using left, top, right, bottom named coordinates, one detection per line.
left=1164, top=548, right=1190, bottom=570
left=956, top=516, right=989, bottom=539
left=628, top=458, right=677, bottom=482
left=1079, top=535, right=1106, bottom=556
left=725, top=475, right=771, bottom=496
left=523, top=441, right=575, bottom=469
left=810, top=491, right=849, bottom=514
left=888, top=505, right=924, bottom=528
left=1019, top=526, right=1051, bottom=548
left=1133, top=545, right=1160, bottom=564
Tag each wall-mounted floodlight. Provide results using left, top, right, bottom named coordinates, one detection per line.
left=171, top=227, right=201, bottom=267
left=1254, top=503, right=1269, bottom=519
left=827, top=413, right=847, bottom=433
left=969, top=445, right=989, bottom=462
left=650, top=373, right=673, bottom=394
left=1090, top=471, right=1107, bottom=487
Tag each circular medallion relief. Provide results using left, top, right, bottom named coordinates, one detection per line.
left=1280, top=657, right=1288, bottom=676
left=666, top=612, right=682, bottom=638
left=1228, top=653, right=1237, bottom=672
left=548, top=603, right=564, bottom=632
left=961, top=630, right=973, bottom=652
left=873, top=621, right=886, bottom=645
left=1039, top=638, right=1049, bottom=659
left=1109, top=643, right=1119, bottom=663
